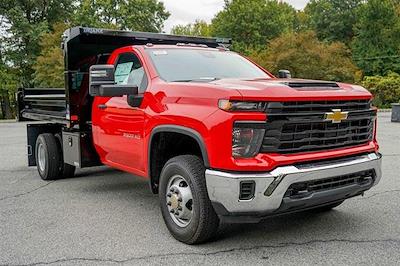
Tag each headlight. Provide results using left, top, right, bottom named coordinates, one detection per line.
left=232, top=123, right=265, bottom=158
left=219, top=100, right=266, bottom=112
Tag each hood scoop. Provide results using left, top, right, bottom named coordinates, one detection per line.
left=282, top=81, right=341, bottom=91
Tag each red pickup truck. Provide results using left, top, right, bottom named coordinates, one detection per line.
left=18, top=27, right=382, bottom=244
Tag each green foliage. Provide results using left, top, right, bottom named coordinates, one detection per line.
left=171, top=20, right=211, bottom=36
left=33, top=23, right=68, bottom=88
left=0, top=48, right=19, bottom=119
left=0, top=0, right=74, bottom=87
left=305, top=0, right=362, bottom=44
left=211, top=0, right=297, bottom=52
left=0, top=64, right=18, bottom=92
left=352, top=0, right=400, bottom=76
left=74, top=0, right=170, bottom=32
left=362, top=72, right=400, bottom=107
left=293, top=11, right=310, bottom=32
left=249, top=31, right=360, bottom=83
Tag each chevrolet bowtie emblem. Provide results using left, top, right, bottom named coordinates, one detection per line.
left=324, top=109, right=349, bottom=123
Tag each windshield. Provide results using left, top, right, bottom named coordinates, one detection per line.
left=146, top=48, right=271, bottom=82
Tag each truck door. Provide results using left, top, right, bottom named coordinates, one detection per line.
left=92, top=51, right=148, bottom=175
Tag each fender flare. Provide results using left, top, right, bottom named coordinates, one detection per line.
left=148, top=125, right=210, bottom=193
left=148, top=125, right=210, bottom=167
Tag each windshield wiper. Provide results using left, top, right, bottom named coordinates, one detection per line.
left=171, top=77, right=220, bottom=83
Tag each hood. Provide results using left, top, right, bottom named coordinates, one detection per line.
left=210, top=78, right=372, bottom=101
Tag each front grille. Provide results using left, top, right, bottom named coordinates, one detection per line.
left=260, top=100, right=376, bottom=154
left=284, top=170, right=375, bottom=198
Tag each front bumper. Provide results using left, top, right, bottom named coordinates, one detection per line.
left=206, top=153, right=382, bottom=223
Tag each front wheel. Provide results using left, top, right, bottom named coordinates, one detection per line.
left=159, top=155, right=219, bottom=244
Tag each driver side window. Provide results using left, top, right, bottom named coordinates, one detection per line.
left=114, top=52, right=148, bottom=92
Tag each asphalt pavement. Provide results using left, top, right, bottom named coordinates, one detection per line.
left=0, top=112, right=399, bottom=265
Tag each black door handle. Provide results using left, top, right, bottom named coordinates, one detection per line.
left=98, top=104, right=107, bottom=110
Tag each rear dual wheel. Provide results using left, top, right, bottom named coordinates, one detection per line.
left=35, top=133, right=75, bottom=180
left=159, top=155, right=219, bottom=244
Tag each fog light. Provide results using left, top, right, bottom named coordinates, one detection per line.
left=239, top=181, right=255, bottom=200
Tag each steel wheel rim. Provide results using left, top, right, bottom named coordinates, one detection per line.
left=166, top=175, right=193, bottom=227
left=37, top=143, right=46, bottom=172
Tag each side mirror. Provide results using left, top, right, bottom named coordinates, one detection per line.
left=89, top=64, right=139, bottom=97
left=89, top=64, right=115, bottom=96
left=278, top=70, right=292, bottom=79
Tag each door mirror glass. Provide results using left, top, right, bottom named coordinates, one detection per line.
left=89, top=64, right=115, bottom=96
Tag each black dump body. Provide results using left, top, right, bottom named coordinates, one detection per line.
left=18, top=27, right=231, bottom=129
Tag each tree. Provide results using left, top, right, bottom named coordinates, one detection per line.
left=171, top=20, right=211, bottom=36
left=352, top=0, right=400, bottom=76
left=0, top=47, right=18, bottom=119
left=304, top=0, right=363, bottom=44
left=34, top=23, right=68, bottom=88
left=362, top=72, right=400, bottom=107
left=250, top=31, right=360, bottom=83
left=294, top=11, right=310, bottom=33
left=211, top=0, right=297, bottom=52
left=0, top=0, right=74, bottom=87
left=74, top=0, right=170, bottom=32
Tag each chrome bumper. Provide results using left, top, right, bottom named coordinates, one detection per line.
left=205, top=153, right=382, bottom=216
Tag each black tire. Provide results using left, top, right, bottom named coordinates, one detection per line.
left=54, top=133, right=76, bottom=178
left=159, top=155, right=219, bottom=244
left=35, top=133, right=62, bottom=180
left=310, top=201, right=344, bottom=213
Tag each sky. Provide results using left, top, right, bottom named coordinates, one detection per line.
left=161, top=0, right=310, bottom=32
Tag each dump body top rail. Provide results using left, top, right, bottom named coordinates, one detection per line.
left=17, top=88, right=67, bottom=124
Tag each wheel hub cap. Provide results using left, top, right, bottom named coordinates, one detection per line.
left=166, top=175, right=193, bottom=227
left=37, top=143, right=46, bottom=172
left=170, top=194, right=179, bottom=209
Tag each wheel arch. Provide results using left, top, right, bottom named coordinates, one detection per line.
left=148, top=125, right=210, bottom=194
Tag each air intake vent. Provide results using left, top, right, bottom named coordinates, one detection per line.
left=284, top=170, right=375, bottom=199
left=283, top=82, right=341, bottom=91
left=239, top=181, right=255, bottom=200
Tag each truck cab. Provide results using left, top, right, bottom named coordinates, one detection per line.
left=18, top=27, right=382, bottom=244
